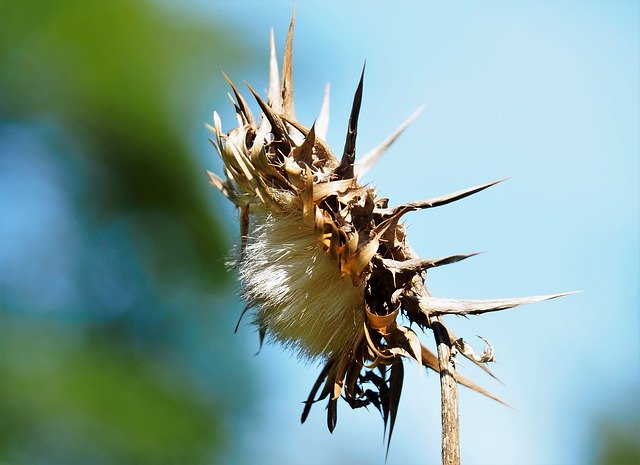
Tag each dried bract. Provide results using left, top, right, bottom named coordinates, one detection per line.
left=207, top=15, right=570, bottom=453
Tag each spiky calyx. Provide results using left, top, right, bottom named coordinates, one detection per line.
left=207, top=14, right=570, bottom=452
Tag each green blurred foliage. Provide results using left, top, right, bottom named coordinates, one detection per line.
left=0, top=1, right=256, bottom=464
left=0, top=313, right=221, bottom=465
left=594, top=401, right=640, bottom=465
left=0, top=0, right=245, bottom=286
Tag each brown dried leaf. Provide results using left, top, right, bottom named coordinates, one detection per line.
left=365, top=307, right=399, bottom=331
left=350, top=234, right=379, bottom=283
left=312, top=179, right=355, bottom=203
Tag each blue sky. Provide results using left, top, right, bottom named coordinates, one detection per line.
left=190, top=2, right=639, bottom=464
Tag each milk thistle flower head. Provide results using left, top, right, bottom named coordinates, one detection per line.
left=207, top=14, right=571, bottom=456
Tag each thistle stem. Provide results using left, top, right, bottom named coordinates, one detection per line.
left=431, top=316, right=461, bottom=465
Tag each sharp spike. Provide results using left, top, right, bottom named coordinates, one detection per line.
left=316, top=83, right=331, bottom=141
left=420, top=345, right=510, bottom=407
left=234, top=304, right=251, bottom=333
left=356, top=105, right=425, bottom=179
left=280, top=115, right=339, bottom=165
left=301, top=358, right=335, bottom=423
left=456, top=372, right=512, bottom=408
left=327, top=397, right=338, bottom=433
left=382, top=252, right=481, bottom=275
left=335, top=64, right=366, bottom=179
left=419, top=252, right=482, bottom=269
left=255, top=325, right=267, bottom=356
left=385, top=361, right=404, bottom=460
left=420, top=344, right=440, bottom=373
left=281, top=9, right=296, bottom=119
left=267, top=28, right=281, bottom=110
left=245, top=82, right=292, bottom=143
left=386, top=179, right=507, bottom=218
left=245, top=82, right=275, bottom=124
left=418, top=292, right=579, bottom=316
left=207, top=171, right=239, bottom=205
left=221, top=72, right=254, bottom=126
left=292, top=122, right=316, bottom=165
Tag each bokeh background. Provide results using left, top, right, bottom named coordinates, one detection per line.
left=1, top=1, right=638, bottom=465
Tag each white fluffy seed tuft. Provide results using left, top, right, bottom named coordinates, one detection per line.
left=238, top=211, right=365, bottom=359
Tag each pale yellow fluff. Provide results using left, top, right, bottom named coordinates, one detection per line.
left=238, top=210, right=364, bottom=359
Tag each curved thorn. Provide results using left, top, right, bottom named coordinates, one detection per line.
left=363, top=355, right=383, bottom=370
left=454, top=336, right=495, bottom=363
left=448, top=329, right=502, bottom=384
left=234, top=305, right=251, bottom=333
left=363, top=322, right=393, bottom=361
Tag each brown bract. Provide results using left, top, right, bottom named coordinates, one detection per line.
left=207, top=13, right=572, bottom=458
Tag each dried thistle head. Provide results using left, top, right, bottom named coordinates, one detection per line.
left=207, top=15, right=569, bottom=452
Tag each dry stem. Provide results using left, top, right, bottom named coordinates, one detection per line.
left=431, top=316, right=460, bottom=465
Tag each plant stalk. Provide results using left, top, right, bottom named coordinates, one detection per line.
left=431, top=316, right=460, bottom=465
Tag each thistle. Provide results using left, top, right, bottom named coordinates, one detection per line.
left=207, top=14, right=570, bottom=461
